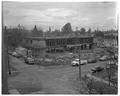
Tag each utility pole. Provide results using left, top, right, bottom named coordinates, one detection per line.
left=76, top=35, right=82, bottom=81
left=79, top=46, right=81, bottom=80
left=7, top=48, right=11, bottom=75
left=2, top=35, right=9, bottom=94
left=76, top=35, right=81, bottom=81
left=2, top=24, right=9, bottom=94
left=5, top=26, right=11, bottom=75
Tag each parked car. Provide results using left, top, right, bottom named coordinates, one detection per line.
left=75, top=59, right=88, bottom=64
left=43, top=58, right=54, bottom=65
left=44, top=58, right=53, bottom=62
left=56, top=58, right=64, bottom=63
left=34, top=58, right=44, bottom=64
left=12, top=52, right=21, bottom=58
left=8, top=50, right=13, bottom=55
left=91, top=66, right=104, bottom=73
left=71, top=59, right=87, bottom=66
left=25, top=57, right=35, bottom=64
left=88, top=58, right=97, bottom=63
left=80, top=60, right=88, bottom=65
left=99, top=56, right=108, bottom=61
left=71, top=60, right=79, bottom=66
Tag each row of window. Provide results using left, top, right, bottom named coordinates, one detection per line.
left=26, top=37, right=93, bottom=47
left=45, top=44, right=93, bottom=52
left=46, top=38, right=93, bottom=46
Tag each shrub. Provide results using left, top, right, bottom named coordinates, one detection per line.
left=84, top=77, right=117, bottom=94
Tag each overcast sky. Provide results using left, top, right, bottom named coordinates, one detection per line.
left=3, top=2, right=117, bottom=31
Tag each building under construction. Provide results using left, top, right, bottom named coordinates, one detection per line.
left=24, top=35, right=94, bottom=57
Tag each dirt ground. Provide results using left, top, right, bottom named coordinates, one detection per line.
left=8, top=56, right=108, bottom=94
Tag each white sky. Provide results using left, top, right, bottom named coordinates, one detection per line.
left=3, top=2, right=117, bottom=31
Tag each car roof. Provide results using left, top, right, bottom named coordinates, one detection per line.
left=72, top=61, right=78, bottom=63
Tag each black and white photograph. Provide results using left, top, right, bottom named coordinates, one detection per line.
left=2, top=1, right=118, bottom=94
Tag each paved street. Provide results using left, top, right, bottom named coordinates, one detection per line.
left=8, top=56, right=108, bottom=94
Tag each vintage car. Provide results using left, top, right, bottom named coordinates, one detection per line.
left=71, top=59, right=87, bottom=66
left=24, top=57, right=35, bottom=64
left=91, top=66, right=104, bottom=73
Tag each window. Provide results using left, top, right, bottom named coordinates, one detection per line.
left=79, top=38, right=83, bottom=43
left=67, top=39, right=69, bottom=44
left=81, top=45, right=84, bottom=50
left=86, top=44, right=90, bottom=49
left=89, top=44, right=92, bottom=49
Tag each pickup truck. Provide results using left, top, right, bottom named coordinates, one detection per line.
left=71, top=59, right=87, bottom=66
